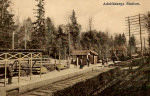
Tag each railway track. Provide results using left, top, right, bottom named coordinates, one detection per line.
left=19, top=68, right=111, bottom=96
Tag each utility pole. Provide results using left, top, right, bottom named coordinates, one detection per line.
left=68, top=25, right=71, bottom=68
left=144, top=38, right=146, bottom=56
left=139, top=14, right=143, bottom=59
left=125, top=14, right=146, bottom=69
left=25, top=25, right=27, bottom=49
left=89, top=18, right=92, bottom=32
left=127, top=16, right=132, bottom=70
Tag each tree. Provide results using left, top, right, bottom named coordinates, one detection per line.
left=31, top=0, right=46, bottom=49
left=56, top=26, right=68, bottom=59
left=69, top=10, right=81, bottom=50
left=16, top=17, right=33, bottom=49
left=114, top=33, right=126, bottom=47
left=45, top=17, right=57, bottom=55
left=145, top=12, right=150, bottom=51
left=81, top=30, right=109, bottom=58
left=121, top=33, right=126, bottom=44
left=14, top=15, right=21, bottom=49
left=129, top=35, right=136, bottom=53
left=0, top=0, right=15, bottom=49
left=46, top=17, right=53, bottom=45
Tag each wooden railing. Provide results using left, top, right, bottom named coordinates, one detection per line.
left=0, top=52, right=42, bottom=87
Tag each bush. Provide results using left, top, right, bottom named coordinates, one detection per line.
left=119, top=56, right=130, bottom=61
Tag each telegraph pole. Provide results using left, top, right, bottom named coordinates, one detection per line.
left=68, top=25, right=71, bottom=68
left=127, top=16, right=132, bottom=70
left=144, top=38, right=146, bottom=56
left=25, top=26, right=27, bottom=49
left=139, top=14, right=143, bottom=58
left=125, top=14, right=146, bottom=69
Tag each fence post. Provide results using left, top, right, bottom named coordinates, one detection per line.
left=30, top=53, right=32, bottom=80
left=4, top=53, right=7, bottom=87
left=40, top=53, right=42, bottom=78
left=18, top=53, right=21, bottom=83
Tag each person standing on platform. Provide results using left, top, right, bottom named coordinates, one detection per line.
left=7, top=64, right=13, bottom=84
left=80, top=58, right=83, bottom=69
left=112, top=55, right=115, bottom=64
left=87, top=58, right=90, bottom=67
left=105, top=57, right=108, bottom=65
left=102, top=58, right=104, bottom=66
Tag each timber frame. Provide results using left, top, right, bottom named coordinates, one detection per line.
left=0, top=49, right=43, bottom=87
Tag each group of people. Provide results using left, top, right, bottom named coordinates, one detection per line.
left=102, top=57, right=108, bottom=65
left=102, top=53, right=117, bottom=66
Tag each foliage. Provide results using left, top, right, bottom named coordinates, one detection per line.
left=16, top=17, right=33, bottom=49
left=57, top=26, right=68, bottom=59
left=129, top=35, right=136, bottom=53
left=129, top=35, right=136, bottom=47
left=81, top=30, right=109, bottom=58
left=31, top=0, right=46, bottom=49
left=98, top=57, right=150, bottom=96
left=45, top=17, right=57, bottom=56
left=0, top=0, right=15, bottom=49
left=144, top=12, right=150, bottom=50
left=114, top=33, right=126, bottom=47
left=0, top=1, right=123, bottom=60
left=68, top=10, right=81, bottom=50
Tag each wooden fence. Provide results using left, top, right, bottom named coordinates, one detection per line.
left=0, top=52, right=42, bottom=87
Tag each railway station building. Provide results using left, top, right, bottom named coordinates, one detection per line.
left=71, top=50, right=98, bottom=66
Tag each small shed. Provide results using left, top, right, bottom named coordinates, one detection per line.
left=71, top=50, right=98, bottom=65
left=110, top=46, right=127, bottom=57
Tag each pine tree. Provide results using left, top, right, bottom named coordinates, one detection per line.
left=145, top=12, right=150, bottom=51
left=69, top=10, right=81, bottom=50
left=0, top=0, right=15, bottom=49
left=121, top=33, right=126, bottom=45
left=57, top=26, right=68, bottom=59
left=129, top=35, right=136, bottom=53
left=45, top=17, right=58, bottom=56
left=31, top=0, right=46, bottom=49
left=45, top=17, right=56, bottom=46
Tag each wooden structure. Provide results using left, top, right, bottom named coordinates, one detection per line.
left=110, top=46, right=127, bottom=59
left=0, top=49, right=43, bottom=87
left=71, top=50, right=98, bottom=65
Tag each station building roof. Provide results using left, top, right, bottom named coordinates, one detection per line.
left=71, top=50, right=98, bottom=56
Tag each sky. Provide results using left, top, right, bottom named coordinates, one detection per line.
left=11, top=0, right=150, bottom=45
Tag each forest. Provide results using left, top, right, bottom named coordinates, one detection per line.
left=0, top=0, right=143, bottom=60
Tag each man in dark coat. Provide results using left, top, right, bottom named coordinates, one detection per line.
left=80, top=58, right=83, bottom=69
left=102, top=58, right=104, bottom=66
left=112, top=55, right=115, bottom=64
left=87, top=58, right=90, bottom=67
left=7, top=64, right=13, bottom=84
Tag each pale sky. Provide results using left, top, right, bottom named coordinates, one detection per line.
left=11, top=0, right=150, bottom=44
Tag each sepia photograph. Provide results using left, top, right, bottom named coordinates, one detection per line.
left=0, top=0, right=150, bottom=96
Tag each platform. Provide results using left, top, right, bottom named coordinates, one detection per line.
left=0, top=62, right=115, bottom=96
